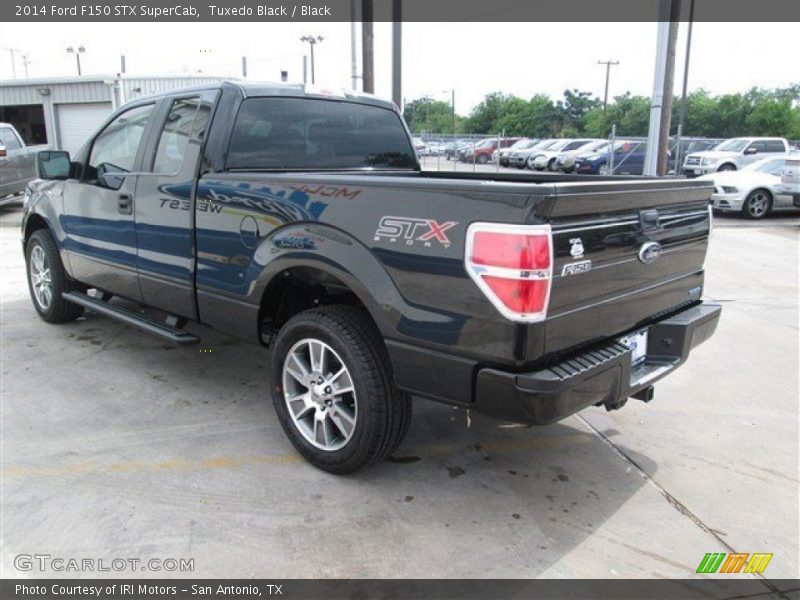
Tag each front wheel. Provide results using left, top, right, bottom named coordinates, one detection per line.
left=718, top=163, right=737, bottom=172
left=477, top=154, right=489, bottom=165
left=270, top=305, right=411, bottom=473
left=26, top=229, right=84, bottom=323
left=742, top=189, right=772, bottom=219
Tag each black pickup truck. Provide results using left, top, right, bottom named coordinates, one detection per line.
left=23, top=82, right=721, bottom=473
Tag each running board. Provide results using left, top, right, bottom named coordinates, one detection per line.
left=62, top=291, right=200, bottom=345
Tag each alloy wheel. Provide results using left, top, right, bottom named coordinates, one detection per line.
left=282, top=338, right=358, bottom=451
left=29, top=245, right=52, bottom=310
left=746, top=192, right=769, bottom=218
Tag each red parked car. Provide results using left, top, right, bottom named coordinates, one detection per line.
left=460, top=137, right=522, bottom=164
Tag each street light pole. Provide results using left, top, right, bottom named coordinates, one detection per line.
left=597, top=59, right=619, bottom=112
left=300, top=35, right=323, bottom=85
left=66, top=45, right=85, bottom=76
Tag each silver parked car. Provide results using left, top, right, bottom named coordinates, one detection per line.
left=682, top=137, right=790, bottom=176
left=0, top=123, right=40, bottom=201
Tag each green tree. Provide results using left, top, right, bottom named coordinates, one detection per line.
left=462, top=92, right=518, bottom=134
left=745, top=97, right=798, bottom=136
left=582, top=93, right=650, bottom=137
left=557, top=89, right=601, bottom=132
left=403, top=97, right=460, bottom=134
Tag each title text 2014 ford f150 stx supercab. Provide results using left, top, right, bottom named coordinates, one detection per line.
left=23, top=82, right=721, bottom=473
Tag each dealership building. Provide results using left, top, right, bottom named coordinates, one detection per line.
left=0, top=75, right=225, bottom=153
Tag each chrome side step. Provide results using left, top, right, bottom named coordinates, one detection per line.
left=62, top=291, right=200, bottom=345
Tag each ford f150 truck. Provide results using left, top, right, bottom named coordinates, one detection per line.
left=22, top=82, right=721, bottom=473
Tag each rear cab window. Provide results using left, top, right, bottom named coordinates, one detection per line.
left=226, top=97, right=417, bottom=171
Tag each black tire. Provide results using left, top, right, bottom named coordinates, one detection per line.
left=25, top=229, right=84, bottom=323
left=548, top=158, right=558, bottom=171
left=741, top=188, right=772, bottom=220
left=477, top=154, right=488, bottom=165
left=718, top=163, right=737, bottom=172
left=270, top=305, right=411, bottom=474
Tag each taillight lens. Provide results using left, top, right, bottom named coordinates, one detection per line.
left=465, top=223, right=553, bottom=321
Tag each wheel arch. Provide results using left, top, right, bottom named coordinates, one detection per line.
left=248, top=223, right=410, bottom=346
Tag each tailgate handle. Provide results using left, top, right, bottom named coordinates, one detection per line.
left=639, top=209, right=660, bottom=232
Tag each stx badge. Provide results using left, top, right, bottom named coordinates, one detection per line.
left=374, top=216, right=458, bottom=248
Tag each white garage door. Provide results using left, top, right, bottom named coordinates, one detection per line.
left=56, top=102, right=113, bottom=155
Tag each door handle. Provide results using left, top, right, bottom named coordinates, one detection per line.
left=118, top=193, right=133, bottom=215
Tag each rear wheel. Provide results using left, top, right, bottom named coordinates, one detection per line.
left=718, top=163, right=737, bottom=172
left=270, top=305, right=411, bottom=473
left=477, top=154, right=489, bottom=165
left=25, top=229, right=84, bottom=323
left=742, top=189, right=772, bottom=219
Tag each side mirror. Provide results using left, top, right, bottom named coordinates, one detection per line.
left=744, top=146, right=758, bottom=155
left=37, top=151, right=71, bottom=179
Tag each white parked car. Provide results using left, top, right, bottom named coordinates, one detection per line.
left=683, top=137, right=790, bottom=176
left=530, top=139, right=594, bottom=171
left=698, top=154, right=799, bottom=219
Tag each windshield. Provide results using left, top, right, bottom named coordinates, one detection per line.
left=714, top=139, right=749, bottom=152
left=475, top=139, right=494, bottom=148
left=511, top=139, right=534, bottom=149
left=548, top=140, right=571, bottom=151
left=227, top=97, right=417, bottom=170
left=746, top=158, right=785, bottom=175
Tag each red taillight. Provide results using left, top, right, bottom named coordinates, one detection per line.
left=465, top=223, right=553, bottom=321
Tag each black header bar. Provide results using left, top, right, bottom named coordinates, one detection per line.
left=4, top=0, right=800, bottom=22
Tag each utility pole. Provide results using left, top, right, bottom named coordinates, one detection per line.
left=597, top=59, right=619, bottom=112
left=678, top=0, right=695, bottom=138
left=300, top=35, right=323, bottom=84
left=657, top=0, right=681, bottom=175
left=120, top=54, right=126, bottom=74
left=391, top=0, right=402, bottom=108
left=21, top=52, right=30, bottom=78
left=241, top=56, right=247, bottom=78
left=350, top=0, right=358, bottom=89
left=362, top=0, right=374, bottom=93
left=644, top=0, right=680, bottom=176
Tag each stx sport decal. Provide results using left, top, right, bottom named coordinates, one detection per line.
left=374, top=216, right=459, bottom=248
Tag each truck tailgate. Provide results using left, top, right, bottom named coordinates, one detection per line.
left=535, top=180, right=713, bottom=355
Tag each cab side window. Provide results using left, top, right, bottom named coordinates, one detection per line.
left=153, top=98, right=202, bottom=174
left=765, top=140, right=786, bottom=153
left=88, top=103, right=155, bottom=179
left=746, top=141, right=767, bottom=154
left=0, top=127, right=23, bottom=151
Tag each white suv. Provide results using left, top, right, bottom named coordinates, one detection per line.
left=683, top=137, right=790, bottom=176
